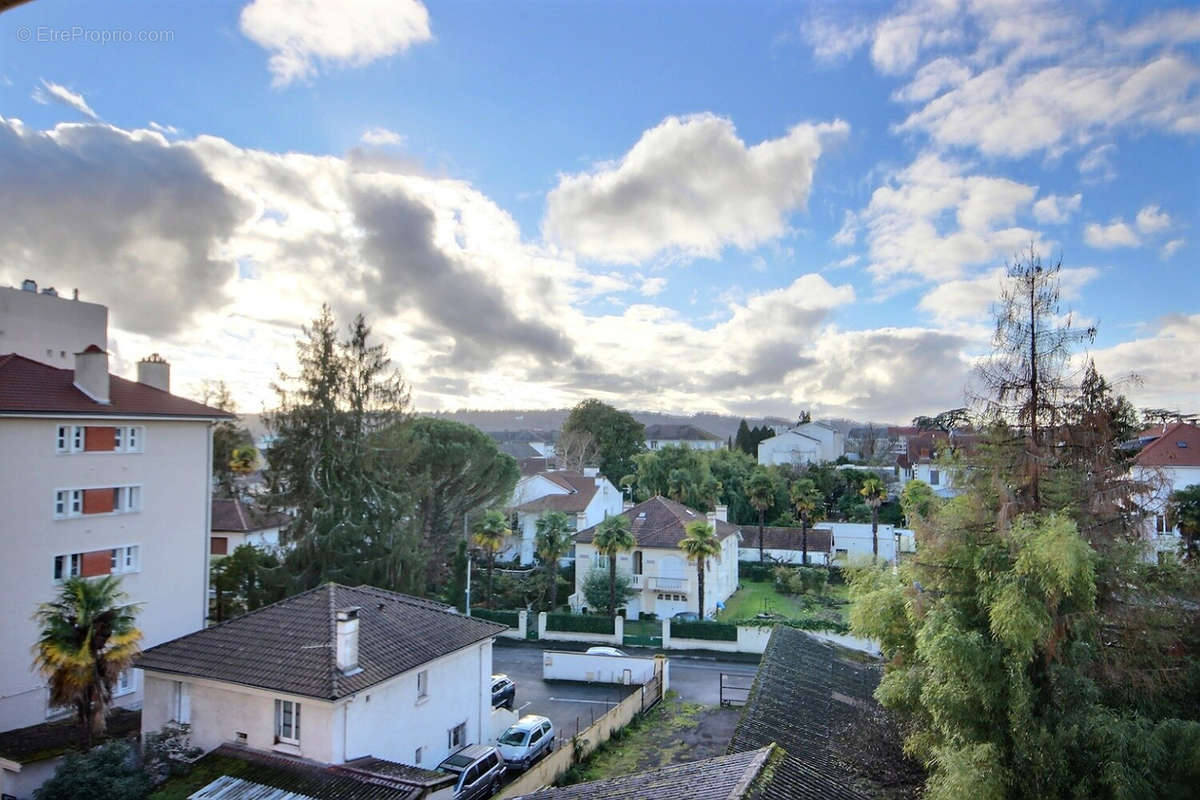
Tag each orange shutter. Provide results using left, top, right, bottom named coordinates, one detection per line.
left=210, top=536, right=228, bottom=555
left=82, top=488, right=115, bottom=514
left=81, top=550, right=111, bottom=577
left=84, top=426, right=117, bottom=452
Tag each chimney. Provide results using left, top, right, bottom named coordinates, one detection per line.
left=583, top=466, right=599, bottom=478
left=137, top=353, right=170, bottom=393
left=73, top=345, right=110, bottom=405
left=21, top=278, right=36, bottom=292
left=714, top=504, right=728, bottom=523
left=575, top=511, right=587, bottom=530
left=336, top=607, right=361, bottom=673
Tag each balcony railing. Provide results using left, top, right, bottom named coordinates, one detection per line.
left=630, top=575, right=687, bottom=591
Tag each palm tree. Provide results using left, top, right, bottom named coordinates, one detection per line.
left=679, top=520, right=722, bottom=619
left=593, top=515, right=636, bottom=616
left=746, top=470, right=775, bottom=563
left=535, top=511, right=573, bottom=611
left=472, top=510, right=510, bottom=609
left=860, top=477, right=886, bottom=559
left=790, top=478, right=822, bottom=565
left=33, top=576, right=142, bottom=749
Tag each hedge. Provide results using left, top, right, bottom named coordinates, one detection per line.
left=670, top=620, right=739, bottom=641
left=738, top=560, right=776, bottom=582
left=471, top=608, right=520, bottom=627
left=733, top=616, right=851, bottom=635
left=545, top=613, right=615, bottom=634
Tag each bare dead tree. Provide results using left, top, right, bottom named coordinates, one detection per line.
left=556, top=428, right=599, bottom=472
left=972, top=247, right=1095, bottom=510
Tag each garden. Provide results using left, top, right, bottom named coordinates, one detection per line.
left=720, top=563, right=851, bottom=631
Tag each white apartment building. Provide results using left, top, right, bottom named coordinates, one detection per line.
left=571, top=497, right=740, bottom=619
left=0, top=280, right=107, bottom=369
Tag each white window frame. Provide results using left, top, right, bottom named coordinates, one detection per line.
left=416, top=669, right=429, bottom=700
left=172, top=681, right=191, bottom=724
left=125, top=425, right=143, bottom=453
left=274, top=699, right=300, bottom=745
left=71, top=425, right=84, bottom=452
left=53, top=553, right=82, bottom=582
left=115, top=669, right=135, bottom=697
left=56, top=425, right=70, bottom=453
left=595, top=554, right=610, bottom=570
left=113, top=426, right=123, bottom=451
left=448, top=721, right=467, bottom=749
left=110, top=545, right=140, bottom=575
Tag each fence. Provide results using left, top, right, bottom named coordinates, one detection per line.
left=537, top=612, right=623, bottom=645
left=497, top=655, right=667, bottom=798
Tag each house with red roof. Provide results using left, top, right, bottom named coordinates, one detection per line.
left=1133, top=422, right=1200, bottom=557
left=505, top=468, right=623, bottom=564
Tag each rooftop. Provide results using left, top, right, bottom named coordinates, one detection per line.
left=644, top=423, right=722, bottom=442
left=515, top=470, right=601, bottom=514
left=575, top=496, right=739, bottom=549
left=740, top=526, right=833, bottom=554
left=136, top=583, right=505, bottom=700
left=0, top=353, right=230, bottom=419
left=212, top=498, right=292, bottom=533
left=1135, top=422, right=1200, bottom=468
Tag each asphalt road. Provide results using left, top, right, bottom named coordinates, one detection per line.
left=491, top=640, right=760, bottom=737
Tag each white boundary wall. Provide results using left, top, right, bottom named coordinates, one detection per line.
left=541, top=651, right=659, bottom=684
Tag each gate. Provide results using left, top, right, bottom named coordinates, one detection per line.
left=622, top=618, right=663, bottom=648
left=641, top=669, right=663, bottom=712
left=720, top=672, right=754, bottom=707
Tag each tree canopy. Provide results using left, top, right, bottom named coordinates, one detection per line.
left=562, top=399, right=645, bottom=483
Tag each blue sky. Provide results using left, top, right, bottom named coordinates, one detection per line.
left=1, top=0, right=1196, bottom=422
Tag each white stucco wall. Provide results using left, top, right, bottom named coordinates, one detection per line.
left=0, top=285, right=108, bottom=368
left=141, top=640, right=492, bottom=770
left=0, top=417, right=213, bottom=733
left=827, top=522, right=906, bottom=563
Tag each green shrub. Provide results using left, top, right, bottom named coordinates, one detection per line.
left=734, top=616, right=850, bottom=635
left=546, top=612, right=615, bottom=634
left=471, top=608, right=520, bottom=627
left=670, top=620, right=738, bottom=641
left=738, top=560, right=775, bottom=582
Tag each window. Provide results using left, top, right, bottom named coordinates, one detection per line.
left=54, top=425, right=143, bottom=454
left=56, top=425, right=70, bottom=453
left=172, top=682, right=191, bottom=724
left=54, top=489, right=83, bottom=518
left=113, top=426, right=123, bottom=450
left=211, top=536, right=229, bottom=556
left=448, top=721, right=466, bottom=749
left=929, top=469, right=940, bottom=486
left=414, top=747, right=423, bottom=765
left=53, top=553, right=81, bottom=581
left=110, top=546, right=140, bottom=574
left=125, top=426, right=142, bottom=453
left=416, top=669, right=429, bottom=700
left=274, top=699, right=300, bottom=744
left=595, top=554, right=609, bottom=570
left=123, top=486, right=142, bottom=512
left=1156, top=515, right=1166, bottom=533
left=115, top=669, right=135, bottom=697
left=72, top=425, right=84, bottom=452
left=55, top=486, right=140, bottom=518
left=633, top=551, right=643, bottom=575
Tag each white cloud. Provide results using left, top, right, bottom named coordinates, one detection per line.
left=870, top=0, right=964, bottom=76
left=1078, top=144, right=1117, bottom=181
left=1135, top=204, right=1171, bottom=235
left=543, top=113, right=849, bottom=264
left=31, top=80, right=98, bottom=119
left=1032, top=192, right=1082, bottom=224
left=1091, top=314, right=1200, bottom=412
left=1161, top=238, right=1185, bottom=259
left=800, top=17, right=871, bottom=65
left=860, top=152, right=1039, bottom=283
left=892, top=56, right=971, bottom=103
left=149, top=121, right=180, bottom=135
left=832, top=210, right=858, bottom=246
left=639, top=277, right=668, bottom=297
left=239, top=0, right=432, bottom=86
left=1084, top=219, right=1140, bottom=249
left=919, top=265, right=1098, bottom=326
left=361, top=126, right=405, bottom=146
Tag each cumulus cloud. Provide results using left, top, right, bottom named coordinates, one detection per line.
left=0, top=118, right=247, bottom=336
left=1032, top=192, right=1082, bottom=224
left=31, top=80, right=98, bottom=119
left=361, top=127, right=404, bottom=146
left=860, top=152, right=1039, bottom=283
left=639, top=277, right=667, bottom=297
left=1084, top=219, right=1140, bottom=249
left=1135, top=204, right=1171, bottom=235
left=919, top=265, right=1098, bottom=326
left=1091, top=314, right=1200, bottom=411
left=239, top=0, right=432, bottom=86
left=543, top=113, right=849, bottom=264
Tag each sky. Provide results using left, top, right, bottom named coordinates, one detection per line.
left=0, top=0, right=1196, bottom=424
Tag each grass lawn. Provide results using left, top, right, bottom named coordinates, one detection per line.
left=721, top=579, right=850, bottom=625
left=557, top=693, right=739, bottom=787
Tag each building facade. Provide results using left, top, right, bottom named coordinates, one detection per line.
left=506, top=468, right=623, bottom=564
left=757, top=422, right=844, bottom=466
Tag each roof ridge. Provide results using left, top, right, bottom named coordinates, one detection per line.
left=328, top=584, right=340, bottom=699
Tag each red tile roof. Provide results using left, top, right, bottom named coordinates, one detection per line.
left=740, top=526, right=833, bottom=554
left=575, top=496, right=739, bottom=549
left=211, top=499, right=291, bottom=533
left=1135, top=422, right=1200, bottom=468
left=514, top=470, right=600, bottom=514
left=0, top=353, right=230, bottom=419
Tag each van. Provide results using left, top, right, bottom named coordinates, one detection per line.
left=437, top=744, right=505, bottom=799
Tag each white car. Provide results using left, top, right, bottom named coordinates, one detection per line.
left=496, top=715, right=555, bottom=770
left=585, top=646, right=627, bottom=656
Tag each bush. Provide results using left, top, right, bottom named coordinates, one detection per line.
left=773, top=565, right=828, bottom=596
left=471, top=608, right=520, bottom=627
left=580, top=568, right=636, bottom=614
left=670, top=620, right=738, bottom=641
left=546, top=612, right=615, bottom=634
left=34, top=741, right=149, bottom=800
left=739, top=560, right=776, bottom=582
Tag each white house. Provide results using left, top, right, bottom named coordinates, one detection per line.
left=824, top=522, right=915, bottom=564
left=506, top=468, right=623, bottom=564
left=571, top=497, right=740, bottom=619
left=757, top=422, right=844, bottom=466
left=210, top=498, right=290, bottom=556
left=643, top=424, right=724, bottom=451
left=0, top=339, right=227, bottom=797
left=1132, top=422, right=1200, bottom=557
left=137, top=583, right=507, bottom=771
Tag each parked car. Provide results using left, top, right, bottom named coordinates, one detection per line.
left=437, top=745, right=505, bottom=799
left=496, top=714, right=555, bottom=770
left=491, top=673, right=516, bottom=709
left=585, top=646, right=626, bottom=656
left=671, top=611, right=700, bottom=622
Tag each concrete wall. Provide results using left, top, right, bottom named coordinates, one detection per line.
left=661, top=620, right=773, bottom=654
left=0, top=753, right=60, bottom=800
left=537, top=612, right=623, bottom=645
left=541, top=651, right=658, bottom=684
left=0, top=417, right=213, bottom=732
left=0, top=284, right=108, bottom=368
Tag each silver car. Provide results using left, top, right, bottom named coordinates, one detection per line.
left=437, top=744, right=505, bottom=799
left=496, top=715, right=555, bottom=770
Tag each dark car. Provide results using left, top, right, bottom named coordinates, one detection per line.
left=491, top=673, right=515, bottom=709
left=671, top=611, right=700, bottom=622
left=438, top=744, right=505, bottom=799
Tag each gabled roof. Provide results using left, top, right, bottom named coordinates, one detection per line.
left=212, top=498, right=291, bottom=533
left=136, top=584, right=505, bottom=700
left=514, top=470, right=600, bottom=514
left=498, top=440, right=543, bottom=459
left=510, top=746, right=779, bottom=800
left=644, top=423, right=722, bottom=442
left=766, top=429, right=822, bottom=444
left=1135, top=422, right=1200, bottom=468
left=0, top=353, right=231, bottom=419
left=575, top=496, right=739, bottom=549
left=727, top=627, right=890, bottom=800
left=739, top=526, right=833, bottom=554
